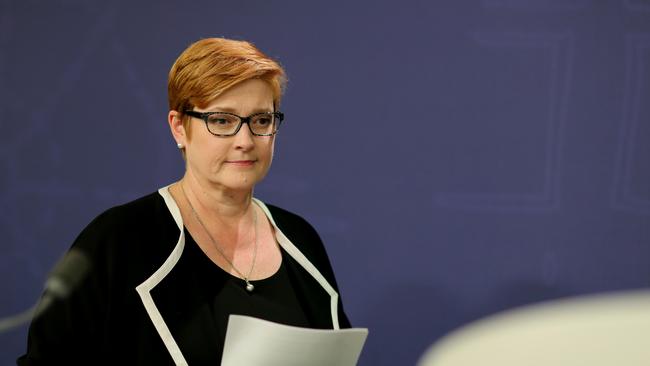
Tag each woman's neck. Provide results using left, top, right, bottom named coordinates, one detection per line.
left=178, top=173, right=253, bottom=223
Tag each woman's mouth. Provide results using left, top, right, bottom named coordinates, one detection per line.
left=225, top=160, right=256, bottom=167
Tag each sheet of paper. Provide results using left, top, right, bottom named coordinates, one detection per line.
left=221, top=315, right=369, bottom=366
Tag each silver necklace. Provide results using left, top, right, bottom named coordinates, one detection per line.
left=180, top=184, right=258, bottom=292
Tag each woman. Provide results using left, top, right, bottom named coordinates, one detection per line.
left=18, top=38, right=350, bottom=365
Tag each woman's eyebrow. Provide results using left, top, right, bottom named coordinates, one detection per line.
left=203, top=106, right=273, bottom=114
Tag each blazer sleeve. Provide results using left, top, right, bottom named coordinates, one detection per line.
left=17, top=208, right=124, bottom=365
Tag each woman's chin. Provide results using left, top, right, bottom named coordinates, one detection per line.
left=212, top=177, right=260, bottom=192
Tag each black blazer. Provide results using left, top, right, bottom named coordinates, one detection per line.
left=18, top=187, right=350, bottom=365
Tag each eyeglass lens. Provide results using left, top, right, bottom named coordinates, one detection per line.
left=206, top=113, right=277, bottom=135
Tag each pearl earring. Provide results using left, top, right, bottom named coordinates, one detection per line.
left=177, top=143, right=184, bottom=149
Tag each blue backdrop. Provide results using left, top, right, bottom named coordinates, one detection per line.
left=1, top=1, right=649, bottom=365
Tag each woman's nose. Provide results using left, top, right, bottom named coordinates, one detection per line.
left=233, top=123, right=255, bottom=149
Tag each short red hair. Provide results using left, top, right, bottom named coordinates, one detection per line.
left=168, top=38, right=286, bottom=133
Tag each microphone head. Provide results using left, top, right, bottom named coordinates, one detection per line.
left=44, top=248, right=92, bottom=299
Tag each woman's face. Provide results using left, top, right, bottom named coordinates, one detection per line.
left=178, top=78, right=276, bottom=192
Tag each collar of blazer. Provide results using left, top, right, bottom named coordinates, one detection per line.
left=134, top=185, right=341, bottom=366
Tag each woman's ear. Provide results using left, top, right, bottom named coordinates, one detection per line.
left=168, top=110, right=187, bottom=146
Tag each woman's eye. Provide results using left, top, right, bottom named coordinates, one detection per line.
left=255, top=117, right=272, bottom=126
left=208, top=117, right=232, bottom=125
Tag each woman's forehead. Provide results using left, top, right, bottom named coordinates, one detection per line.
left=200, top=79, right=274, bottom=113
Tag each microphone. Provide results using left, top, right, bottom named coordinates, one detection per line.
left=0, top=249, right=91, bottom=333
left=42, top=249, right=92, bottom=300
left=34, top=248, right=92, bottom=318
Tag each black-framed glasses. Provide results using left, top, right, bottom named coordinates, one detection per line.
left=184, top=110, right=284, bottom=137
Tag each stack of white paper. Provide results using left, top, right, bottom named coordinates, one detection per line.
left=222, top=315, right=369, bottom=366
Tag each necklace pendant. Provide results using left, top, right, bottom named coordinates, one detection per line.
left=245, top=281, right=254, bottom=292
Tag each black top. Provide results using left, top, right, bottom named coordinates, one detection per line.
left=17, top=191, right=350, bottom=365
left=176, top=230, right=310, bottom=363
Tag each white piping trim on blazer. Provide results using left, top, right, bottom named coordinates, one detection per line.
left=136, top=186, right=342, bottom=364
left=252, top=198, right=341, bottom=329
left=135, top=186, right=189, bottom=366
